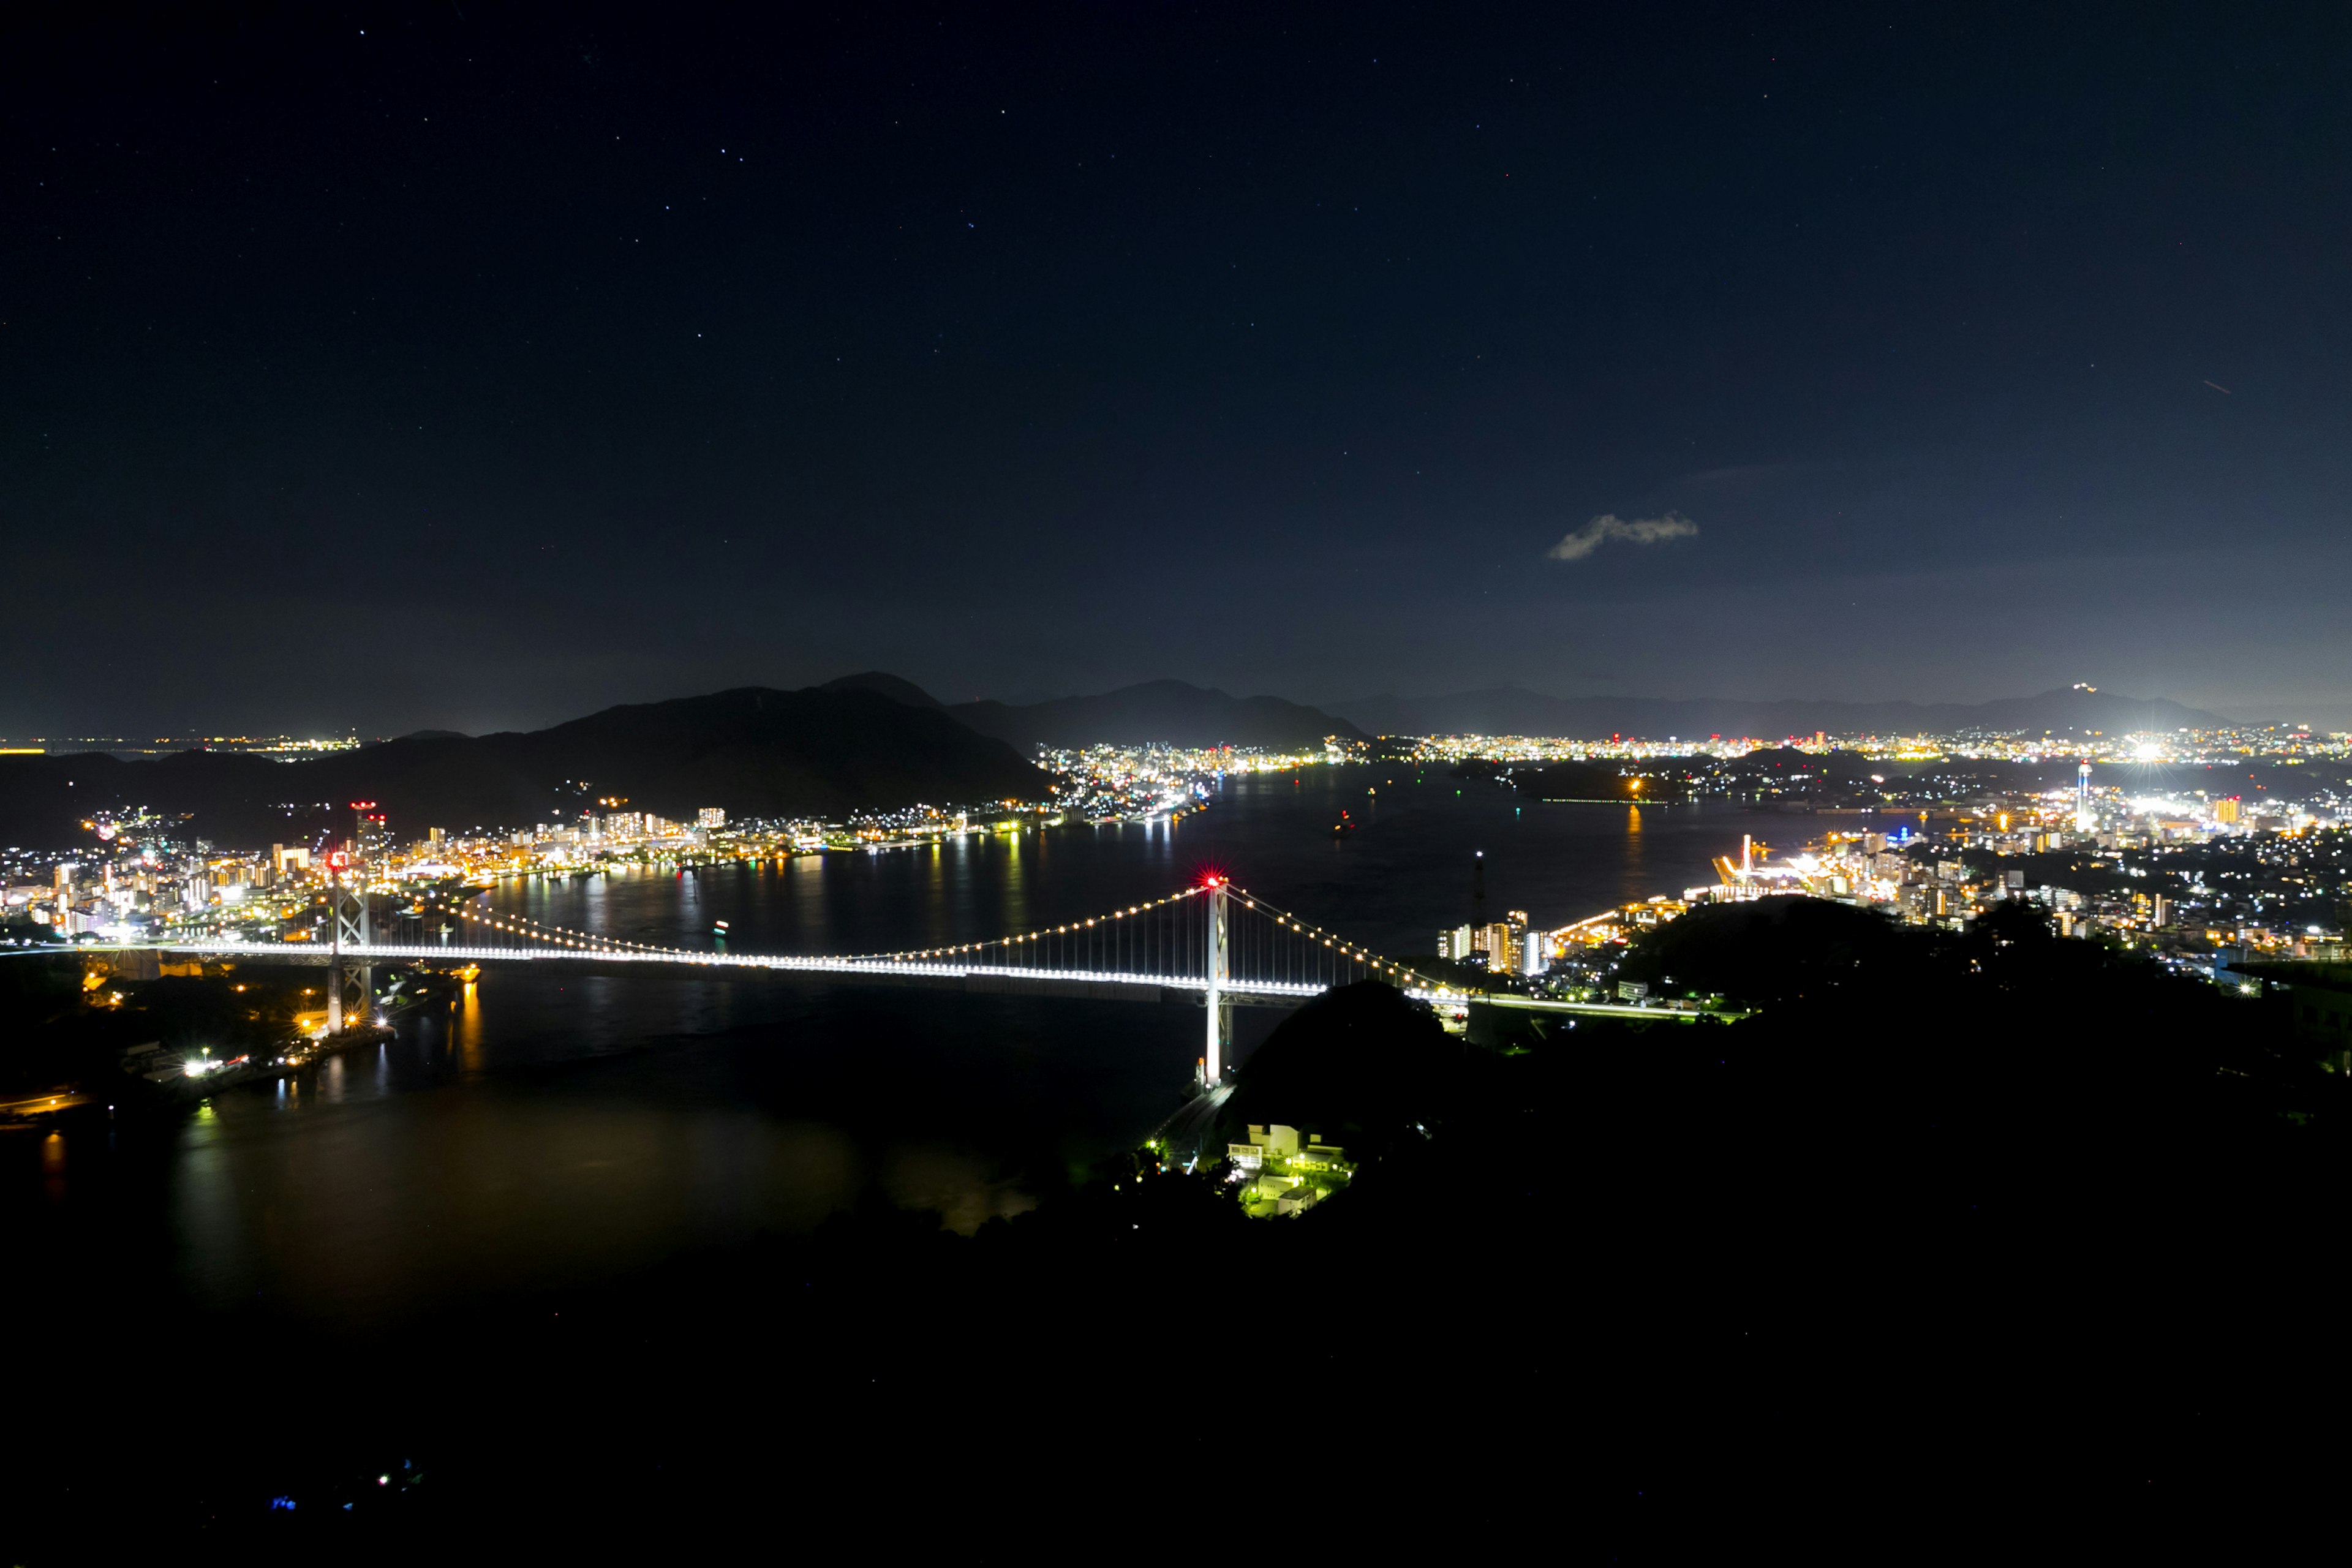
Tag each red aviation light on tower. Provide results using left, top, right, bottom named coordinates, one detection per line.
left=1196, top=867, right=1229, bottom=890
left=326, top=850, right=350, bottom=873
left=350, top=801, right=376, bottom=810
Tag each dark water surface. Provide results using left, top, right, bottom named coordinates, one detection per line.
left=12, top=768, right=1745, bottom=1330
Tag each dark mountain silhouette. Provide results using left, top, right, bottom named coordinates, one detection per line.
left=815, top=671, right=944, bottom=708
left=946, top=679, right=1366, bottom=750
left=1329, top=685, right=2231, bottom=740
left=0, top=684, right=1046, bottom=847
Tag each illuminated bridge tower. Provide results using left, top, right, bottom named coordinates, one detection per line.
left=325, top=847, right=369, bottom=1035
left=1204, top=875, right=1231, bottom=1084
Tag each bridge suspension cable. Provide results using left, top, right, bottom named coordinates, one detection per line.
left=843, top=884, right=1209, bottom=970
left=1223, top=884, right=1442, bottom=994
left=417, top=902, right=704, bottom=959
left=404, top=878, right=1445, bottom=996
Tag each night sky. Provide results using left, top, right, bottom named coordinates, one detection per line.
left=8, top=2, right=2350, bottom=736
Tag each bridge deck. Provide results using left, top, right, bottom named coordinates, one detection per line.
left=133, top=942, right=1332, bottom=1008
left=112, top=943, right=1718, bottom=1020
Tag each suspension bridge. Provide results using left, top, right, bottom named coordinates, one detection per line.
left=144, top=874, right=1477, bottom=1082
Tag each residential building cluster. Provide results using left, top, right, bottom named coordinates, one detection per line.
left=1410, top=718, right=2348, bottom=771
left=1436, top=911, right=1550, bottom=978
left=1224, top=1122, right=1352, bottom=1218
left=1410, top=753, right=2352, bottom=1009
left=1, top=791, right=1102, bottom=950
left=1043, top=742, right=1348, bottom=824
left=1677, top=782, right=2352, bottom=980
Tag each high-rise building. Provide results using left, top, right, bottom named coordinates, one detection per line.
left=698, top=807, right=726, bottom=829
left=353, top=804, right=391, bottom=869
left=2214, top=796, right=2242, bottom=826
left=1521, top=930, right=1551, bottom=977
left=1440, top=923, right=1523, bottom=969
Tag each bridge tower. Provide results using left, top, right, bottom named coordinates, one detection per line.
left=325, top=848, right=369, bottom=1034
left=1204, top=875, right=1231, bottom=1084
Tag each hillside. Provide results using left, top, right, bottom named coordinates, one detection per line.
left=946, top=679, right=1366, bottom=750
left=1330, top=686, right=2231, bottom=740
left=0, top=685, right=1047, bottom=848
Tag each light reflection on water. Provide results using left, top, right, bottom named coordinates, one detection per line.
left=13, top=771, right=1741, bottom=1330
left=42, top=1131, right=67, bottom=1207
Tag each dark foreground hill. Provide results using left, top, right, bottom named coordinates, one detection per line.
left=14, top=900, right=2345, bottom=1548
left=946, top=678, right=1367, bottom=750
left=0, top=684, right=1047, bottom=847
left=8, top=899, right=2348, bottom=1548
left=1332, top=684, right=2230, bottom=739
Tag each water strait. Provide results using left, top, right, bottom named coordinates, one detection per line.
left=9, top=767, right=1743, bottom=1332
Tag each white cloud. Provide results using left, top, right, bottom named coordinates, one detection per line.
left=1546, top=511, right=1700, bottom=562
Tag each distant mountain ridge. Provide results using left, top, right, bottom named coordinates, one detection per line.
left=0, top=684, right=1046, bottom=846
left=1327, top=687, right=2232, bottom=741
left=816, top=671, right=944, bottom=709
left=944, top=680, right=1366, bottom=751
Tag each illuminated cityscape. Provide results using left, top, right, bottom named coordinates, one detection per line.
left=13, top=717, right=2348, bottom=976
left=9, top=1, right=2350, bottom=1547
left=1400, top=718, right=2349, bottom=769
